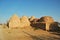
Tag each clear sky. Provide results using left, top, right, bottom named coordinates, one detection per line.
left=0, top=0, right=60, bottom=23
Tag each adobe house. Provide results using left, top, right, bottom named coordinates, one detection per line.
left=30, top=16, right=59, bottom=31
left=39, top=16, right=59, bottom=31
left=7, top=15, right=30, bottom=28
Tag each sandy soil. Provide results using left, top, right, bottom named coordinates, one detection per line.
left=0, top=26, right=60, bottom=40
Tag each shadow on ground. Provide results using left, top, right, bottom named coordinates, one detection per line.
left=23, top=31, right=60, bottom=40
left=23, top=31, right=43, bottom=40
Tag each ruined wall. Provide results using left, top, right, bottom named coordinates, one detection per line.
left=49, top=22, right=59, bottom=31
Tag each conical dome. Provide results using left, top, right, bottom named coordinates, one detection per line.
left=9, top=14, right=20, bottom=21
left=20, top=16, right=30, bottom=27
left=9, top=14, right=21, bottom=28
left=29, top=16, right=35, bottom=21
left=21, top=16, right=29, bottom=22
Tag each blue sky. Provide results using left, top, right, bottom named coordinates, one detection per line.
left=0, top=0, right=60, bottom=23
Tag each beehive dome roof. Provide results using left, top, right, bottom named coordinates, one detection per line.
left=39, top=16, right=54, bottom=22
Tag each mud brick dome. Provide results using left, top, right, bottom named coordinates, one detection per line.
left=29, top=16, right=35, bottom=21
left=39, top=16, right=54, bottom=23
left=20, top=16, right=30, bottom=27
left=8, top=14, right=21, bottom=28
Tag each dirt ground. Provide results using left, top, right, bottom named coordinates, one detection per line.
left=0, top=26, right=60, bottom=40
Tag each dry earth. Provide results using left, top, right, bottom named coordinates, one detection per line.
left=0, top=26, right=60, bottom=40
